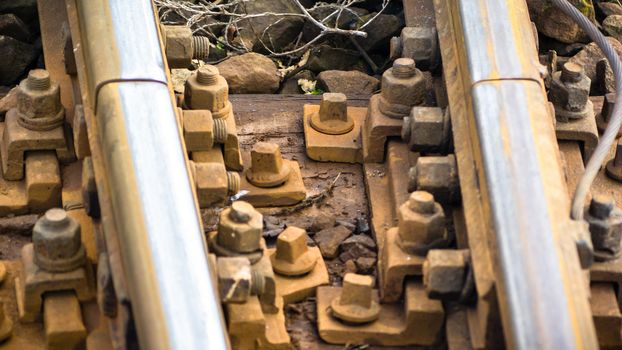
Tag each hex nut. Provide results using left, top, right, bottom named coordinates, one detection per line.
left=310, top=93, right=354, bottom=135
left=33, top=208, right=86, bottom=272
left=160, top=25, right=194, bottom=69
left=184, top=65, right=231, bottom=118
left=400, top=27, right=439, bottom=69
left=182, top=109, right=216, bottom=151
left=397, top=191, right=446, bottom=256
left=549, top=62, right=592, bottom=122
left=423, top=249, right=467, bottom=300
left=16, top=69, right=64, bottom=131
left=246, top=142, right=291, bottom=188
left=271, top=227, right=317, bottom=276
left=330, top=273, right=380, bottom=324
left=379, top=58, right=426, bottom=119
left=192, top=161, right=239, bottom=208
left=215, top=201, right=263, bottom=255
left=217, top=257, right=252, bottom=304
left=409, top=155, right=460, bottom=204
left=402, top=107, right=449, bottom=153
left=586, top=195, right=622, bottom=261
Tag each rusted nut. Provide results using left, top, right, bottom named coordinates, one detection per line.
left=393, top=27, right=439, bottom=70
left=217, top=257, right=252, bottom=304
left=397, top=191, right=447, bottom=256
left=160, top=25, right=210, bottom=68
left=310, top=93, right=354, bottom=135
left=191, top=161, right=240, bottom=208
left=389, top=36, right=402, bottom=60
left=378, top=58, right=427, bottom=119
left=270, top=227, right=317, bottom=276
left=606, top=140, right=622, bottom=182
left=184, top=65, right=231, bottom=118
left=549, top=62, right=593, bottom=122
left=585, top=194, right=622, bottom=261
left=33, top=208, right=86, bottom=272
left=246, top=142, right=291, bottom=188
left=330, top=273, right=379, bottom=324
left=423, top=249, right=469, bottom=301
left=182, top=109, right=228, bottom=151
left=401, top=107, right=450, bottom=153
left=408, top=154, right=460, bottom=204
left=16, top=69, right=64, bottom=131
left=596, top=92, right=622, bottom=137
left=211, top=201, right=263, bottom=262
left=81, top=157, right=100, bottom=218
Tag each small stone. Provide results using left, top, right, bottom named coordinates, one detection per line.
left=313, top=225, right=352, bottom=259
left=0, top=35, right=37, bottom=85
left=344, top=259, right=357, bottom=274
left=309, top=211, right=336, bottom=233
left=527, top=0, right=594, bottom=44
left=358, top=13, right=402, bottom=51
left=569, top=37, right=622, bottom=92
left=355, top=217, right=370, bottom=234
left=339, top=234, right=377, bottom=262
left=307, top=45, right=360, bottom=73
left=603, top=15, right=622, bottom=44
left=0, top=0, right=38, bottom=22
left=216, top=53, right=281, bottom=94
left=599, top=2, right=622, bottom=16
left=0, top=86, right=17, bottom=120
left=317, top=70, right=380, bottom=95
left=355, top=256, right=376, bottom=274
left=0, top=14, right=30, bottom=42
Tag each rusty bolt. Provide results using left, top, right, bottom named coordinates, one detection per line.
left=184, top=65, right=231, bottom=118
left=401, top=106, right=450, bottom=153
left=597, top=93, right=622, bottom=137
left=549, top=62, right=592, bottom=122
left=33, top=208, right=86, bottom=272
left=246, top=142, right=291, bottom=188
left=379, top=58, right=426, bottom=119
left=423, top=249, right=468, bottom=301
left=192, top=161, right=239, bottom=208
left=271, top=227, right=317, bottom=276
left=310, top=93, right=354, bottom=135
left=408, top=155, right=460, bottom=204
left=0, top=302, right=13, bottom=342
left=182, top=109, right=228, bottom=151
left=586, top=194, right=622, bottom=261
left=160, top=25, right=210, bottom=68
left=16, top=69, right=64, bottom=131
left=330, top=273, right=380, bottom=324
left=397, top=191, right=447, bottom=256
left=393, top=27, right=439, bottom=70
left=606, top=139, right=622, bottom=182
left=214, top=201, right=263, bottom=257
left=217, top=257, right=252, bottom=303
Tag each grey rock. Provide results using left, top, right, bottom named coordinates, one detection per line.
left=307, top=45, right=360, bottom=73
left=339, top=234, right=377, bottom=262
left=603, top=15, right=622, bottom=44
left=569, top=37, right=622, bottom=93
left=216, top=53, right=281, bottom=94
left=317, top=70, right=379, bottom=95
left=302, top=6, right=368, bottom=43
left=527, top=0, right=594, bottom=43
left=170, top=68, right=192, bottom=94
left=313, top=225, right=352, bottom=259
left=0, top=14, right=30, bottom=42
left=309, top=211, right=336, bottom=233
left=0, top=35, right=37, bottom=85
left=355, top=256, right=376, bottom=274
left=358, top=13, right=402, bottom=51
left=0, top=0, right=37, bottom=22
left=599, top=2, right=622, bottom=16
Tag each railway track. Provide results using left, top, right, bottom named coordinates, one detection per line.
left=0, top=0, right=619, bottom=349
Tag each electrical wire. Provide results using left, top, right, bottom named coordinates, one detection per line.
left=550, top=0, right=622, bottom=220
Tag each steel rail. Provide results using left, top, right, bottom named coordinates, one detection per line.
left=435, top=0, right=598, bottom=349
left=74, top=0, right=229, bottom=349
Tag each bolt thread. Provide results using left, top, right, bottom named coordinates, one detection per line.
left=213, top=118, right=228, bottom=144
left=561, top=62, right=582, bottom=83
left=226, top=172, right=240, bottom=196
left=251, top=270, right=265, bottom=295
left=196, top=66, right=219, bottom=85
left=27, top=70, right=51, bottom=90
left=392, top=58, right=416, bottom=78
left=192, top=36, right=210, bottom=60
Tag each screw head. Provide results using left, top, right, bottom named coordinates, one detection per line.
left=271, top=227, right=317, bottom=276
left=330, top=273, right=380, bottom=324
left=310, top=93, right=354, bottom=135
